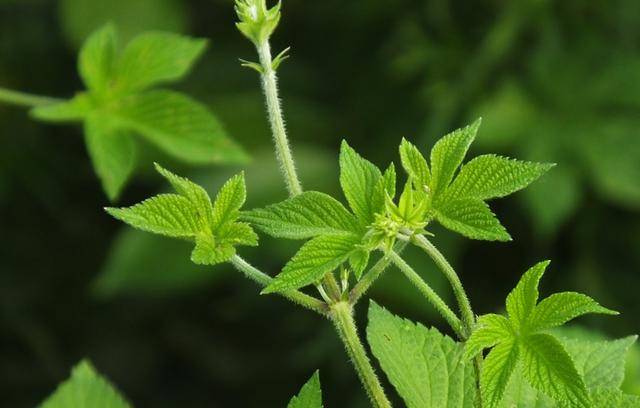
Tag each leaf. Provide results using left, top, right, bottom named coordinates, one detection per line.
left=39, top=360, right=131, bottom=408
left=383, top=162, right=397, bottom=199
left=367, top=302, right=477, bottom=408
left=481, top=339, right=520, bottom=408
left=348, top=249, right=369, bottom=279
left=429, top=119, right=481, bottom=198
left=446, top=155, right=553, bottom=201
left=114, top=32, right=207, bottom=94
left=505, top=260, right=550, bottom=329
left=339, top=141, right=384, bottom=225
left=190, top=233, right=235, bottom=265
left=211, top=172, right=246, bottom=230
left=287, top=371, right=323, bottom=408
left=520, top=333, right=590, bottom=407
left=30, top=94, right=92, bottom=123
left=106, top=194, right=200, bottom=237
left=263, top=233, right=360, bottom=293
left=242, top=191, right=360, bottom=239
left=528, top=292, right=618, bottom=332
left=434, top=198, right=511, bottom=241
left=590, top=388, right=640, bottom=407
left=464, top=314, right=513, bottom=360
left=399, top=138, right=430, bottom=186
left=84, top=115, right=136, bottom=201
left=220, top=222, right=259, bottom=247
left=78, top=23, right=117, bottom=97
left=111, top=90, right=247, bottom=164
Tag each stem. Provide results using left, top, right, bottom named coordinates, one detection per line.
left=0, top=87, right=61, bottom=108
left=411, top=235, right=475, bottom=337
left=386, top=250, right=465, bottom=339
left=230, top=255, right=327, bottom=315
left=330, top=302, right=392, bottom=408
left=350, top=241, right=408, bottom=304
left=256, top=41, right=303, bottom=196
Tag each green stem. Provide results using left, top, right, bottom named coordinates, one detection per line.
left=230, top=255, right=327, bottom=315
left=0, top=87, right=61, bottom=108
left=411, top=235, right=475, bottom=337
left=350, top=241, right=408, bottom=304
left=330, top=302, right=392, bottom=408
left=386, top=250, right=465, bottom=339
left=256, top=40, right=303, bottom=196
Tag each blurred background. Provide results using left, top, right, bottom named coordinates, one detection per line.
left=1, top=0, right=639, bottom=406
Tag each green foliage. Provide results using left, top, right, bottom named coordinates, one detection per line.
left=30, top=24, right=246, bottom=200
left=367, top=302, right=477, bottom=408
left=465, top=261, right=618, bottom=407
left=287, top=371, right=323, bottom=408
left=235, top=0, right=282, bottom=46
left=39, top=360, right=130, bottom=408
left=107, top=164, right=257, bottom=266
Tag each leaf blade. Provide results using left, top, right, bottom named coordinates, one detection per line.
left=287, top=371, right=323, bottom=408
left=435, top=198, right=511, bottom=241
left=529, top=292, right=618, bottom=332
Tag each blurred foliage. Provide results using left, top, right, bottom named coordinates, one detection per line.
left=0, top=0, right=638, bottom=407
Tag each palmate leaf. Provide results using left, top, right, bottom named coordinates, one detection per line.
left=287, top=371, right=323, bottom=408
left=464, top=314, right=513, bottom=360
left=262, top=233, right=360, bottom=294
left=39, top=360, right=131, bottom=408
left=367, top=303, right=477, bottom=408
left=434, top=198, right=511, bottom=241
left=242, top=191, right=360, bottom=239
left=505, top=260, right=549, bottom=329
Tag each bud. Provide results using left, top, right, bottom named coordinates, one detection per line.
left=235, top=0, right=282, bottom=46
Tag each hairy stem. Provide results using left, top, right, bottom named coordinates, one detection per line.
left=330, top=302, right=392, bottom=408
left=350, top=241, right=408, bottom=304
left=411, top=235, right=475, bottom=337
left=256, top=41, right=303, bottom=196
left=230, top=255, right=327, bottom=315
left=0, top=87, right=61, bottom=108
left=386, top=250, right=465, bottom=339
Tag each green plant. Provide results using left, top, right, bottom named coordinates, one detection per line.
left=33, top=1, right=638, bottom=407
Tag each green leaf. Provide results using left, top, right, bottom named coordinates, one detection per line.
left=430, top=119, right=481, bottom=198
left=111, top=90, right=247, bottom=164
left=464, top=314, right=513, bottom=360
left=348, top=249, right=370, bottom=279
left=114, top=32, right=207, bottom=94
left=505, top=260, right=550, bottom=329
left=263, top=233, right=360, bottom=293
left=211, top=172, right=246, bottom=230
left=39, top=360, right=131, bottom=408
left=383, top=162, right=397, bottom=199
left=399, top=138, right=430, bottom=186
left=520, top=333, right=591, bottom=407
left=339, top=141, right=384, bottom=225
left=220, top=222, right=259, bottom=247
left=106, top=194, right=200, bottom=237
left=84, top=115, right=136, bottom=201
left=78, top=23, right=117, bottom=96
left=529, top=292, right=618, bottom=332
left=287, top=371, right=323, bottom=408
left=367, top=302, right=477, bottom=408
left=190, top=233, right=235, bottom=265
left=243, top=191, right=360, bottom=239
left=446, top=155, right=554, bottom=201
left=590, top=388, right=640, bottom=407
left=481, top=339, right=519, bottom=408
left=434, top=198, right=511, bottom=241
left=30, top=94, right=92, bottom=123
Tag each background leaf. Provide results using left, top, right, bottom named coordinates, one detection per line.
left=287, top=371, right=323, bottom=408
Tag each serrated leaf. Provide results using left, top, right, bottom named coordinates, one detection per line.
left=220, top=222, right=259, bottom=247
left=78, top=23, right=117, bottom=97
left=348, top=249, right=369, bottom=279
left=263, top=233, right=360, bottom=293
left=111, top=90, right=247, bottom=164
left=367, top=302, right=477, bottom=408
left=211, top=172, right=246, bottom=230
left=528, top=292, right=618, bottom=332
left=446, top=155, right=554, bottom=202
left=430, top=119, right=481, bottom=198
left=106, top=194, right=200, bottom=237
left=190, top=233, right=235, bottom=265
left=339, top=141, right=385, bottom=225
left=399, top=138, right=430, bottom=187
left=482, top=339, right=519, bottom=408
left=435, top=198, right=511, bottom=241
left=287, top=371, right=323, bottom=408
left=520, top=333, right=591, bottom=407
left=39, top=360, right=131, bottom=408
left=242, top=191, right=360, bottom=239
left=590, top=387, right=640, bottom=407
left=84, top=115, right=136, bottom=201
left=114, top=31, right=207, bottom=94
left=464, top=314, right=513, bottom=360
left=30, top=94, right=92, bottom=123
left=383, top=162, right=397, bottom=199
left=505, top=260, right=550, bottom=330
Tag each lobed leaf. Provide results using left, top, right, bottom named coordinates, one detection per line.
left=211, top=172, right=247, bottom=230
left=528, top=292, right=618, bottom=332
left=505, top=260, right=550, bottom=329
left=243, top=191, right=360, bottom=240
left=383, top=162, right=397, bottom=199
left=464, top=314, right=513, bottom=360
left=287, top=371, right=323, bottom=408
left=481, top=339, right=520, bottom=408
left=219, top=222, right=259, bottom=247
left=190, top=234, right=235, bottom=265
left=78, top=23, right=117, bottom=97
left=434, top=198, right=511, bottom=241
left=399, top=138, right=430, bottom=187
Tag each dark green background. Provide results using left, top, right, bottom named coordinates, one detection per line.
left=1, top=0, right=639, bottom=406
